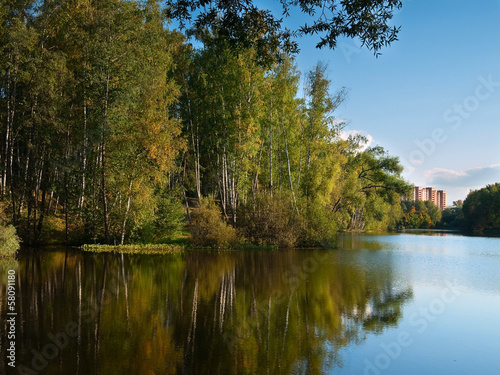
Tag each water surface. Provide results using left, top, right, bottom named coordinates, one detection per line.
left=1, top=232, right=499, bottom=374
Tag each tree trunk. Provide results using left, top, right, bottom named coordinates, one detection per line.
left=80, top=85, right=88, bottom=211
left=269, top=98, right=273, bottom=195
left=64, top=115, right=71, bottom=245
left=101, top=71, right=111, bottom=243
left=281, top=114, right=298, bottom=211
left=120, top=178, right=133, bottom=245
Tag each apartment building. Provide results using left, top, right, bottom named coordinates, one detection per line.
left=404, top=186, right=447, bottom=210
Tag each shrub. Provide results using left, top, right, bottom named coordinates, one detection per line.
left=238, top=191, right=300, bottom=248
left=0, top=225, right=21, bottom=257
left=0, top=202, right=20, bottom=257
left=190, top=198, right=239, bottom=248
left=298, top=197, right=338, bottom=248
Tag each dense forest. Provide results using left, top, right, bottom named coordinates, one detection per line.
left=0, top=0, right=413, bottom=248
left=462, top=183, right=500, bottom=233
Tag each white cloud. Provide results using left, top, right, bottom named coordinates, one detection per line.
left=339, top=129, right=374, bottom=152
left=423, top=168, right=467, bottom=181
left=414, top=164, right=500, bottom=203
left=424, top=164, right=500, bottom=188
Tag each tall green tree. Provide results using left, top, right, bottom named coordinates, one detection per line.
left=337, top=145, right=411, bottom=230
left=438, top=200, right=464, bottom=229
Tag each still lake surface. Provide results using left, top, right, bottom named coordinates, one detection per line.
left=1, top=231, right=500, bottom=374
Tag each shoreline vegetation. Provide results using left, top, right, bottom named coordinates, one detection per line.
left=80, top=243, right=279, bottom=254
left=81, top=243, right=187, bottom=254
left=0, top=1, right=413, bottom=251
left=59, top=227, right=500, bottom=255
left=1, top=2, right=498, bottom=255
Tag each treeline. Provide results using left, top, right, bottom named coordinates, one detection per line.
left=438, top=200, right=464, bottom=230
left=462, top=183, right=500, bottom=233
left=0, top=0, right=411, bottom=247
left=401, top=183, right=500, bottom=234
left=399, top=200, right=442, bottom=229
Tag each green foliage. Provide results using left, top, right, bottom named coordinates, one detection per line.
left=333, top=143, right=411, bottom=232
left=298, top=197, right=338, bottom=248
left=127, top=217, right=157, bottom=245
left=0, top=225, right=20, bottom=258
left=178, top=54, right=410, bottom=243
left=0, top=0, right=184, bottom=245
left=190, top=198, right=239, bottom=248
left=363, top=193, right=403, bottom=231
left=353, top=146, right=412, bottom=199
left=154, top=187, right=187, bottom=241
left=165, top=0, right=402, bottom=58
left=0, top=1, right=410, bottom=248
left=400, top=200, right=442, bottom=229
left=463, top=183, right=500, bottom=232
left=238, top=192, right=300, bottom=248
left=81, top=243, right=186, bottom=254
left=423, top=200, right=442, bottom=226
left=39, top=216, right=69, bottom=245
left=438, top=201, right=464, bottom=229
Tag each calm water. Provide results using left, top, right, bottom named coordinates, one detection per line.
left=1, top=232, right=500, bottom=374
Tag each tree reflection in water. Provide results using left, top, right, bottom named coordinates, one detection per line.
left=0, top=248, right=412, bottom=375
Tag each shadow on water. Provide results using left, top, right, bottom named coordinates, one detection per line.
left=0, top=245, right=412, bottom=374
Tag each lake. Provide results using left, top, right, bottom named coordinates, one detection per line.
left=1, top=231, right=500, bottom=374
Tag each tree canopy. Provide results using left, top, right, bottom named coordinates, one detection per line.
left=165, top=0, right=403, bottom=61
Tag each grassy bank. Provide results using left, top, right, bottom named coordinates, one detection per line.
left=80, top=243, right=279, bottom=254
left=81, top=244, right=187, bottom=255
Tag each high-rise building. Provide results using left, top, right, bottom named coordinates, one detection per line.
left=425, top=187, right=437, bottom=206
left=437, top=190, right=447, bottom=211
left=406, top=186, right=447, bottom=210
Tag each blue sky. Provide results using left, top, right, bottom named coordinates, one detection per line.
left=282, top=0, right=500, bottom=204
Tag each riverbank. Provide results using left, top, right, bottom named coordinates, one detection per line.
left=81, top=244, right=187, bottom=254
left=80, top=243, right=279, bottom=254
